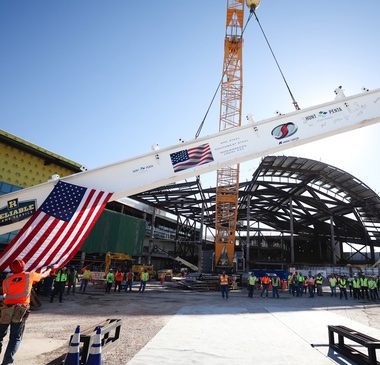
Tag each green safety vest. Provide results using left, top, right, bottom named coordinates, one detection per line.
left=316, top=277, right=323, bottom=285
left=249, top=277, right=256, bottom=285
left=272, top=278, right=280, bottom=286
left=141, top=272, right=149, bottom=282
left=106, top=273, right=114, bottom=283
left=352, top=279, right=360, bottom=288
left=55, top=270, right=68, bottom=283
left=339, top=279, right=346, bottom=288
left=360, top=277, right=368, bottom=287
left=368, top=280, right=376, bottom=289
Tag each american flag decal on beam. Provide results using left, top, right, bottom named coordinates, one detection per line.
left=0, top=181, right=112, bottom=272
left=170, top=143, right=214, bottom=173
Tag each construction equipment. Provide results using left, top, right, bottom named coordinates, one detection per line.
left=105, top=252, right=132, bottom=273
left=347, top=264, right=363, bottom=276
left=152, top=245, right=198, bottom=272
left=131, top=264, right=154, bottom=278
left=214, top=0, right=247, bottom=271
left=173, top=256, right=198, bottom=272
left=370, top=258, right=380, bottom=269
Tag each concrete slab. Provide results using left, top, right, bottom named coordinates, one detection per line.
left=127, top=304, right=363, bottom=365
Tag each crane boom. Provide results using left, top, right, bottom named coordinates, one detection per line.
left=214, top=0, right=245, bottom=271
left=1, top=88, right=380, bottom=236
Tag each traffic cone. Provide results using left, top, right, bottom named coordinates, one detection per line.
left=86, top=326, right=102, bottom=365
left=63, top=325, right=80, bottom=365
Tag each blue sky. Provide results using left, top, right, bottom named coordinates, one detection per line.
left=1, top=1, right=380, bottom=194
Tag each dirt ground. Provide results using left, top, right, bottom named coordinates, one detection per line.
left=7, top=281, right=218, bottom=365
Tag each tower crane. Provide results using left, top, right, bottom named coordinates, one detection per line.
left=214, top=0, right=260, bottom=272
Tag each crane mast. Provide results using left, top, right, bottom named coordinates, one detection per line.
left=214, top=0, right=245, bottom=271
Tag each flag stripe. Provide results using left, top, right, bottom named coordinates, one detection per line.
left=26, top=218, right=66, bottom=272
left=41, top=189, right=110, bottom=269
left=0, top=181, right=112, bottom=272
left=28, top=189, right=111, bottom=272
left=0, top=212, right=51, bottom=266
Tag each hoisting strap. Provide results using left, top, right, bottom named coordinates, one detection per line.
left=252, top=10, right=300, bottom=111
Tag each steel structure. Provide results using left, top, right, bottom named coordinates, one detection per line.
left=131, top=156, right=380, bottom=267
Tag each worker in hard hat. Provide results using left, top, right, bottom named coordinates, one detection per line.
left=105, top=269, right=115, bottom=294
left=138, top=269, right=149, bottom=293
left=272, top=274, right=280, bottom=299
left=50, top=266, right=68, bottom=303
left=247, top=272, right=257, bottom=298
left=0, top=259, right=51, bottom=365
left=219, top=271, right=229, bottom=299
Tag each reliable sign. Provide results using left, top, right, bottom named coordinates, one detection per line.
left=0, top=198, right=36, bottom=226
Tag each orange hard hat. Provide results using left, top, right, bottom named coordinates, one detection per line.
left=10, top=259, right=26, bottom=273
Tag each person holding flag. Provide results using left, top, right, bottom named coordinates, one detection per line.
left=0, top=259, right=51, bottom=365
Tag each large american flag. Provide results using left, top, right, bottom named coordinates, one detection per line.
left=0, top=181, right=112, bottom=272
left=170, top=143, right=214, bottom=173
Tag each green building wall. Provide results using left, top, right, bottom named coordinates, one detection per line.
left=80, top=209, right=146, bottom=256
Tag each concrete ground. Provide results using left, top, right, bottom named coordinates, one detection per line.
left=127, top=285, right=380, bottom=365
left=5, top=282, right=380, bottom=365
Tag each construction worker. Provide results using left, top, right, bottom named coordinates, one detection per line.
left=374, top=276, right=380, bottom=300
left=138, top=269, right=149, bottom=293
left=306, top=273, right=315, bottom=298
left=219, top=271, right=229, bottom=299
left=297, top=272, right=305, bottom=297
left=67, top=266, right=79, bottom=295
left=247, top=272, right=257, bottom=298
left=0, top=259, right=51, bottom=365
left=368, top=276, right=376, bottom=301
left=271, top=274, right=280, bottom=299
left=338, top=276, right=348, bottom=300
left=347, top=274, right=354, bottom=297
left=352, top=275, right=361, bottom=300
left=360, top=274, right=369, bottom=300
left=114, top=268, right=124, bottom=293
left=329, top=274, right=337, bottom=297
left=50, top=267, right=68, bottom=303
left=260, top=273, right=271, bottom=298
left=316, top=273, right=323, bottom=296
left=287, top=272, right=293, bottom=294
left=105, top=269, right=114, bottom=294
left=79, top=266, right=92, bottom=293
left=125, top=268, right=134, bottom=293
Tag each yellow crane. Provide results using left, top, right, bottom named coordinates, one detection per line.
left=214, top=0, right=260, bottom=271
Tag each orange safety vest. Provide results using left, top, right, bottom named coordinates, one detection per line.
left=115, top=272, right=124, bottom=281
left=82, top=269, right=91, bottom=280
left=3, top=272, right=43, bottom=306
left=220, top=275, right=229, bottom=285
left=261, top=277, right=271, bottom=284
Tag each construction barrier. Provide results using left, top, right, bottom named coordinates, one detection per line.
left=86, top=326, right=102, bottom=365
left=72, top=318, right=122, bottom=365
left=64, top=325, right=80, bottom=365
left=281, top=280, right=288, bottom=290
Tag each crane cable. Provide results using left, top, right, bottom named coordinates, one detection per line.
left=195, top=10, right=256, bottom=139
left=251, top=9, right=300, bottom=111
left=195, top=6, right=300, bottom=139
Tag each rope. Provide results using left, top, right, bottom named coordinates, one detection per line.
left=195, top=11, right=255, bottom=139
left=252, top=10, right=300, bottom=110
